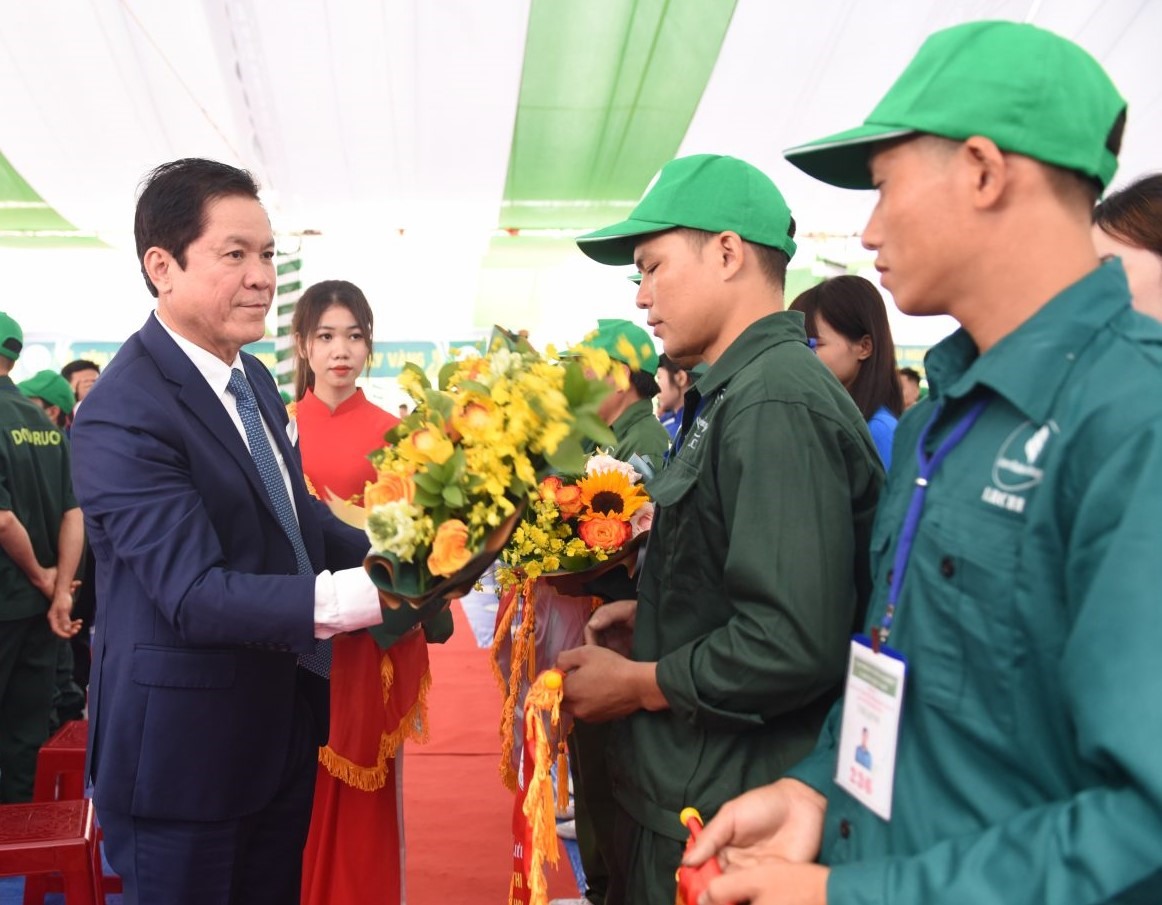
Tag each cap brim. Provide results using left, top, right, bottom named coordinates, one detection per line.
left=576, top=218, right=677, bottom=266
left=784, top=124, right=915, bottom=189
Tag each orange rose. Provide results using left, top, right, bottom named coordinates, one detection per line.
left=364, top=471, right=415, bottom=508
left=578, top=517, right=632, bottom=551
left=538, top=476, right=563, bottom=502
left=427, top=519, right=473, bottom=577
left=555, top=483, right=583, bottom=518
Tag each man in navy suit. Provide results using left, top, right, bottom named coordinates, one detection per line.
left=70, top=159, right=388, bottom=905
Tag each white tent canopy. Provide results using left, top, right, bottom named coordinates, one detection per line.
left=0, top=0, right=1157, bottom=350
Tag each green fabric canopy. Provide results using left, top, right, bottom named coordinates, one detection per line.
left=0, top=151, right=104, bottom=248
left=500, top=0, right=738, bottom=231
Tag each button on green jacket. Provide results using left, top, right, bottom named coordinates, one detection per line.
left=613, top=311, right=883, bottom=841
left=790, top=262, right=1162, bottom=904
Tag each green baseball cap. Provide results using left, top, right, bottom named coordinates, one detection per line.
left=18, top=370, right=74, bottom=416
left=0, top=312, right=23, bottom=362
left=577, top=154, right=797, bottom=266
left=784, top=21, right=1126, bottom=191
left=582, top=319, right=659, bottom=376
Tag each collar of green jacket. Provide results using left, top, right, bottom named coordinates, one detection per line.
left=610, top=397, right=657, bottom=436
left=0, top=375, right=20, bottom=396
left=695, top=310, right=809, bottom=399
left=925, top=260, right=1146, bottom=424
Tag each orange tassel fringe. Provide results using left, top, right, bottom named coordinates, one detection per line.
left=521, top=669, right=567, bottom=905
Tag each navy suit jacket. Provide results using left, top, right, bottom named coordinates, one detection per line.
left=70, top=314, right=370, bottom=821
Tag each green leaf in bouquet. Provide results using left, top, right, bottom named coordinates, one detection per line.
left=437, top=360, right=461, bottom=392
left=456, top=379, right=492, bottom=397
left=401, top=362, right=431, bottom=391
left=412, top=470, right=443, bottom=495
left=447, top=446, right=468, bottom=479
left=489, top=324, right=536, bottom=355
left=423, top=389, right=455, bottom=423
left=442, top=483, right=466, bottom=508
left=545, top=434, right=588, bottom=474
left=562, top=361, right=591, bottom=407
left=573, top=409, right=617, bottom=448
left=413, top=487, right=443, bottom=510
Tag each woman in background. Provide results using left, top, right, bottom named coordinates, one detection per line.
left=1093, top=173, right=1162, bottom=322
left=790, top=275, right=903, bottom=468
left=293, top=279, right=430, bottom=905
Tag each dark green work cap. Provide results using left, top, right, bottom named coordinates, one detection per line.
left=784, top=20, right=1126, bottom=191
left=577, top=154, right=797, bottom=266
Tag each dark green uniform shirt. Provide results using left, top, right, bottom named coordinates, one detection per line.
left=607, top=397, right=670, bottom=474
left=790, top=262, right=1162, bottom=904
left=0, top=377, right=77, bottom=621
left=613, top=311, right=883, bottom=840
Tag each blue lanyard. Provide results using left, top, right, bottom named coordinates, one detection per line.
left=875, top=397, right=990, bottom=651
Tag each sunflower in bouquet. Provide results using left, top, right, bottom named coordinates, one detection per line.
left=496, top=451, right=654, bottom=592
left=361, top=329, right=620, bottom=611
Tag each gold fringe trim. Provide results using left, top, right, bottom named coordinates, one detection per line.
left=490, top=586, right=520, bottom=694
left=522, top=671, right=565, bottom=905
left=317, top=653, right=433, bottom=790
left=497, top=578, right=537, bottom=791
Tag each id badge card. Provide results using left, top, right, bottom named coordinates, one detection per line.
left=834, top=634, right=907, bottom=821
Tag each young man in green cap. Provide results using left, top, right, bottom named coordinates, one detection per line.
left=557, top=154, right=883, bottom=903
left=18, top=370, right=76, bottom=428
left=559, top=317, right=671, bottom=905
left=686, top=21, right=1162, bottom=905
left=0, top=312, right=84, bottom=802
left=582, top=317, right=671, bottom=470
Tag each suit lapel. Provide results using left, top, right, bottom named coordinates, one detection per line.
left=139, top=316, right=282, bottom=526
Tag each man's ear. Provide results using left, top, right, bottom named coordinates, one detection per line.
left=961, top=136, right=1008, bottom=210
left=143, top=247, right=174, bottom=295
left=716, top=230, right=746, bottom=280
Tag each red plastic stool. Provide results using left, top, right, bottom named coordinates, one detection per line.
left=0, top=799, right=104, bottom=905
left=32, top=720, right=88, bottom=803
left=27, top=719, right=122, bottom=900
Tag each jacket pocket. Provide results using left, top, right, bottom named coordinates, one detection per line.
left=131, top=645, right=237, bottom=689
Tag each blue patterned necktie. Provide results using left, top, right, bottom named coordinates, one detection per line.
left=227, top=368, right=330, bottom=676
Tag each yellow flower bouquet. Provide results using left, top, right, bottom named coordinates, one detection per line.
left=362, top=329, right=619, bottom=610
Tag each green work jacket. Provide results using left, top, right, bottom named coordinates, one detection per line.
left=790, top=261, right=1162, bottom=904
left=0, top=377, right=77, bottom=621
left=613, top=311, right=883, bottom=841
left=608, top=398, right=670, bottom=474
